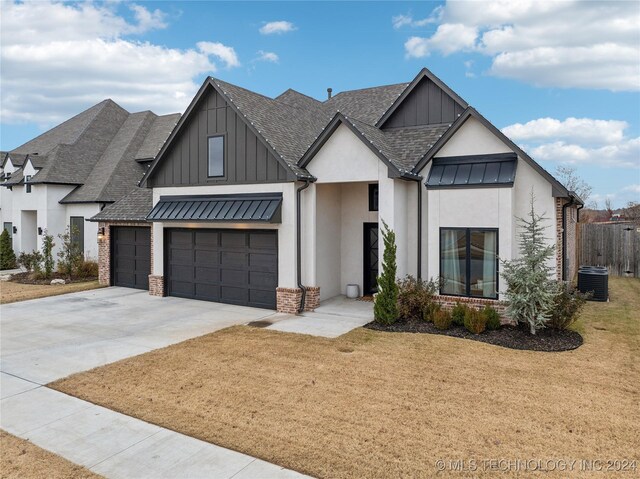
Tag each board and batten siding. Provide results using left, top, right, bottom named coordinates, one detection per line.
left=148, top=87, right=292, bottom=187
left=382, top=77, right=465, bottom=129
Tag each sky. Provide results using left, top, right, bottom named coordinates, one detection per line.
left=1, top=0, right=639, bottom=208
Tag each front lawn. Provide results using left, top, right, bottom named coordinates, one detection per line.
left=0, top=430, right=103, bottom=479
left=51, top=277, right=639, bottom=478
left=0, top=280, right=103, bottom=304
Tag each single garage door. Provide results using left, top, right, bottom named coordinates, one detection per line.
left=112, top=226, right=151, bottom=289
left=166, top=229, right=278, bottom=309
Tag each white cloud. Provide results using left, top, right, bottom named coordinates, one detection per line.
left=622, top=184, right=640, bottom=194
left=197, top=42, right=240, bottom=68
left=392, top=8, right=442, bottom=29
left=502, top=118, right=628, bottom=145
left=259, top=21, right=296, bottom=35
left=398, top=0, right=640, bottom=91
left=503, top=117, right=640, bottom=169
left=529, top=139, right=640, bottom=169
left=0, top=1, right=240, bottom=126
left=256, top=50, right=279, bottom=63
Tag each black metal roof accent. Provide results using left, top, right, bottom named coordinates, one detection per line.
left=146, top=193, right=283, bottom=223
left=426, top=153, right=517, bottom=189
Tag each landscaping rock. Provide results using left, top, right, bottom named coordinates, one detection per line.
left=50, top=279, right=66, bottom=285
left=0, top=275, right=11, bottom=282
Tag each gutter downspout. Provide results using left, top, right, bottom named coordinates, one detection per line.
left=296, top=179, right=312, bottom=314
left=576, top=203, right=584, bottom=223
left=417, top=181, right=422, bottom=279
left=561, top=195, right=576, bottom=281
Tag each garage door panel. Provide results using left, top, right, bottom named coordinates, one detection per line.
left=220, top=251, right=246, bottom=267
left=195, top=250, right=218, bottom=263
left=195, top=266, right=219, bottom=283
left=166, top=228, right=277, bottom=309
left=249, top=232, right=277, bottom=250
left=220, top=269, right=247, bottom=286
left=112, top=227, right=151, bottom=290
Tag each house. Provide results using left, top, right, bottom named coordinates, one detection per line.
left=92, top=68, right=582, bottom=314
left=0, top=100, right=180, bottom=262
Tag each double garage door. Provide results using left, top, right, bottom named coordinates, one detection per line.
left=165, top=228, right=278, bottom=309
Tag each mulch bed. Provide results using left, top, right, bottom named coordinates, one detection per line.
left=9, top=271, right=97, bottom=285
left=364, top=319, right=583, bottom=352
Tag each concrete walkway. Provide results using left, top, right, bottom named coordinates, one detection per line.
left=267, top=296, right=373, bottom=338
left=1, top=288, right=310, bottom=478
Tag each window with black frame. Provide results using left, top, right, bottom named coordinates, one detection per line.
left=440, top=228, right=498, bottom=299
left=208, top=136, right=224, bottom=177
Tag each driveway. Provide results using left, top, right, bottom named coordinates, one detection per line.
left=1, top=286, right=278, bottom=385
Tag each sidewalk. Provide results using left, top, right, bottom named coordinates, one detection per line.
left=1, top=373, right=310, bottom=479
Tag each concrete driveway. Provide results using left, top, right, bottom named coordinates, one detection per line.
left=1, top=286, right=278, bottom=385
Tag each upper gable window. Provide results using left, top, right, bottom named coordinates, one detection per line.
left=208, top=136, right=224, bottom=177
left=25, top=175, right=32, bottom=193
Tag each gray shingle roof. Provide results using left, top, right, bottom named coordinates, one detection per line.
left=383, top=125, right=451, bottom=170
left=275, top=89, right=324, bottom=111
left=3, top=99, right=179, bottom=203
left=88, top=187, right=153, bottom=222
left=324, top=83, right=409, bottom=125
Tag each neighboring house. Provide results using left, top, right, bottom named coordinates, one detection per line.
left=92, top=68, right=582, bottom=314
left=0, top=100, right=180, bottom=261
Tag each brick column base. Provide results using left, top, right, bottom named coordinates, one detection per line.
left=149, top=275, right=165, bottom=297
left=276, top=286, right=321, bottom=314
left=434, top=295, right=514, bottom=325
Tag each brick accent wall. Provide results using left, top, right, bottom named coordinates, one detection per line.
left=97, top=221, right=152, bottom=286
left=434, top=294, right=513, bottom=325
left=276, top=286, right=321, bottom=314
left=555, top=198, right=564, bottom=280
left=149, top=275, right=165, bottom=297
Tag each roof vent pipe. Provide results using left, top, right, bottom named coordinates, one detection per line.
left=327, top=88, right=332, bottom=99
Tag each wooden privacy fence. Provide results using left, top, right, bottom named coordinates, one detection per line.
left=579, top=223, right=640, bottom=277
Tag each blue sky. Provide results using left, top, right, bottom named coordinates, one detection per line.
left=1, top=1, right=639, bottom=207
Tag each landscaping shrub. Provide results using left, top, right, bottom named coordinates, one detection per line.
left=483, top=305, right=502, bottom=331
left=432, top=309, right=453, bottom=330
left=75, top=259, right=99, bottom=279
left=42, top=231, right=55, bottom=279
left=397, top=275, right=439, bottom=320
left=547, top=282, right=589, bottom=330
left=422, top=302, right=440, bottom=322
left=451, top=302, right=468, bottom=327
left=374, top=221, right=398, bottom=325
left=17, top=250, right=43, bottom=273
left=57, top=226, right=83, bottom=279
left=0, top=229, right=17, bottom=270
left=501, top=191, right=556, bottom=334
left=464, top=307, right=487, bottom=334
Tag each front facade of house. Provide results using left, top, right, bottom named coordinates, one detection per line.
left=0, top=100, right=179, bottom=262
left=93, top=68, right=581, bottom=314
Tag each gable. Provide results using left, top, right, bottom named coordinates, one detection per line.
left=147, top=85, right=293, bottom=187
left=381, top=76, right=466, bottom=129
left=436, top=117, right=512, bottom=158
left=306, top=123, right=384, bottom=183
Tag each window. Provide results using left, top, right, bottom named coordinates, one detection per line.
left=208, top=136, right=224, bottom=177
left=440, top=228, right=498, bottom=299
left=3, top=222, right=12, bottom=239
left=368, top=184, right=379, bottom=211
left=70, top=216, right=84, bottom=255
left=25, top=175, right=32, bottom=193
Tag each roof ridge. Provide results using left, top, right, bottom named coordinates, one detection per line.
left=276, top=88, right=322, bottom=103
left=325, top=81, right=410, bottom=101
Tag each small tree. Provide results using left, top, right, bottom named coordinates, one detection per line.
left=501, top=191, right=556, bottom=334
left=42, top=230, right=55, bottom=279
left=374, top=220, right=399, bottom=325
left=0, top=229, right=17, bottom=270
left=57, top=226, right=82, bottom=279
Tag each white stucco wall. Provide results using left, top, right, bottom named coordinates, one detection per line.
left=418, top=115, right=559, bottom=296
left=66, top=203, right=101, bottom=259
left=152, top=182, right=298, bottom=288
left=314, top=183, right=341, bottom=300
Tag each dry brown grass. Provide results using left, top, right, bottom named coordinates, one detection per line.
left=0, top=430, right=102, bottom=479
left=0, top=280, right=102, bottom=304
left=51, top=277, right=640, bottom=478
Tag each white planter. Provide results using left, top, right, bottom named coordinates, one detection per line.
left=346, top=284, right=360, bottom=299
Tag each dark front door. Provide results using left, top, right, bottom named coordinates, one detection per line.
left=165, top=229, right=278, bottom=309
left=363, top=223, right=379, bottom=295
left=112, top=227, right=151, bottom=289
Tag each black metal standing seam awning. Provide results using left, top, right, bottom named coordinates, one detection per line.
left=146, top=193, right=283, bottom=223
left=426, top=153, right=517, bottom=189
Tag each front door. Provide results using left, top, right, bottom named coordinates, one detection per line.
left=363, top=223, right=379, bottom=295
